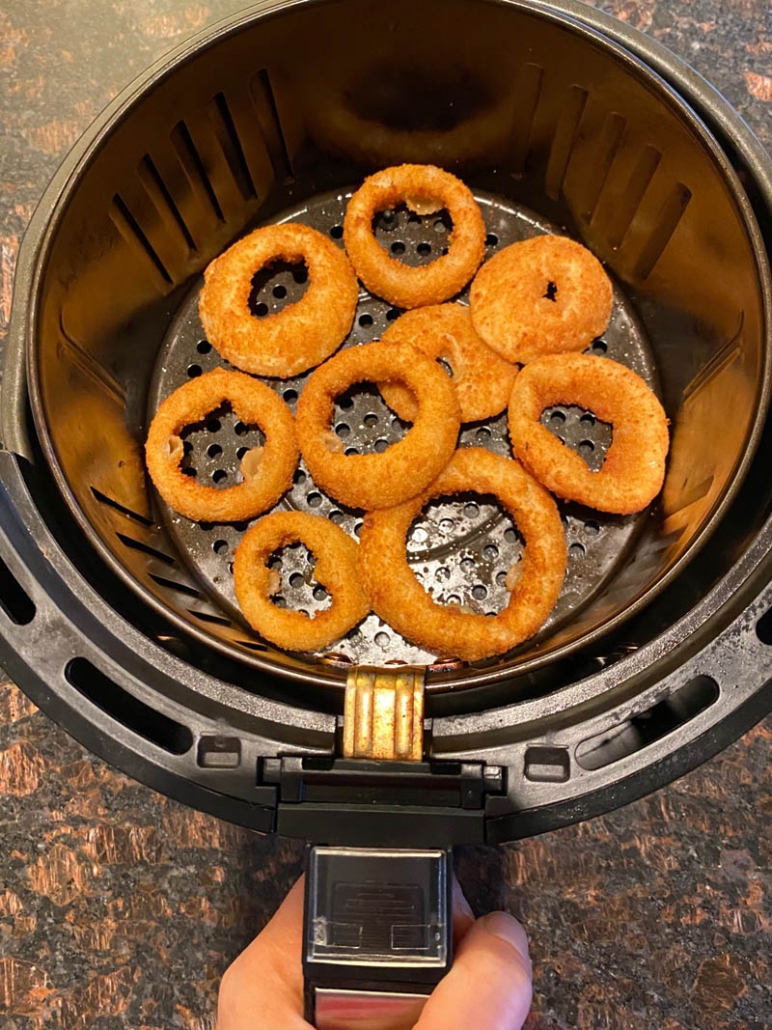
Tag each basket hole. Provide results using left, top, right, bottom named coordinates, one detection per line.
left=417, top=242, right=432, bottom=256
left=294, top=469, right=307, bottom=485
left=756, top=606, right=772, bottom=645
left=207, top=444, right=223, bottom=459
left=375, top=631, right=390, bottom=648
left=336, top=423, right=351, bottom=438
left=363, top=413, right=378, bottom=428
left=359, top=313, right=374, bottom=328
left=329, top=224, right=344, bottom=239
left=207, top=418, right=222, bottom=433
left=386, top=308, right=401, bottom=322
left=329, top=510, right=344, bottom=525
left=273, top=284, right=287, bottom=299
left=476, top=427, right=491, bottom=442
left=0, top=557, right=35, bottom=626
left=212, top=469, right=227, bottom=484
left=576, top=676, right=719, bottom=771
left=307, top=492, right=323, bottom=508
left=345, top=447, right=359, bottom=457
left=486, top=233, right=499, bottom=248
left=472, top=585, right=487, bottom=600
left=569, top=543, right=585, bottom=559
left=187, top=364, right=203, bottom=378
left=197, top=340, right=212, bottom=354
left=483, top=544, right=499, bottom=561
left=289, top=572, right=304, bottom=588
left=66, top=657, right=192, bottom=755
left=283, top=388, right=298, bottom=404
left=585, top=520, right=600, bottom=536
left=591, top=339, right=608, bottom=354
left=391, top=241, right=406, bottom=256
left=464, top=503, right=479, bottom=519
left=374, top=438, right=389, bottom=453
left=213, top=540, right=229, bottom=555
left=236, top=446, right=248, bottom=460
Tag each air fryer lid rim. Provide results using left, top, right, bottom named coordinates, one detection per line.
left=11, top=0, right=772, bottom=693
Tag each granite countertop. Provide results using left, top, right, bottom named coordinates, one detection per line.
left=1, top=1, right=771, bottom=1028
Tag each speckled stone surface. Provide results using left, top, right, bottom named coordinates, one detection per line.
left=0, top=2, right=771, bottom=1028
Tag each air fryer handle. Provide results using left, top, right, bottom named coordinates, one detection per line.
left=303, top=846, right=453, bottom=1029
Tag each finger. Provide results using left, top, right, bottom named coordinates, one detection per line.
left=217, top=876, right=309, bottom=1030
left=415, top=911, right=533, bottom=1030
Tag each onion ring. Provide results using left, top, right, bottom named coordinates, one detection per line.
left=380, top=303, right=518, bottom=422
left=295, top=340, right=462, bottom=510
left=508, top=354, right=669, bottom=514
left=358, top=448, right=566, bottom=662
left=145, top=368, right=298, bottom=522
left=198, top=223, right=359, bottom=378
left=343, top=164, right=486, bottom=308
left=233, top=512, right=369, bottom=652
left=470, top=235, right=614, bottom=362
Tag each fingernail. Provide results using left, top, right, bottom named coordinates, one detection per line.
left=482, top=912, right=532, bottom=970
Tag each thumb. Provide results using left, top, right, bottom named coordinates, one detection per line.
left=415, top=912, right=532, bottom=1030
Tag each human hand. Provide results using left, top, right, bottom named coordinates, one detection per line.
left=216, top=874, right=532, bottom=1030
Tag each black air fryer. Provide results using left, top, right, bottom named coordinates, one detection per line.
left=2, top=0, right=771, bottom=1023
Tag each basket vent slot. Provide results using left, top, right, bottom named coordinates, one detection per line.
left=633, top=182, right=692, bottom=280
left=66, top=657, right=192, bottom=755
left=91, top=487, right=153, bottom=527
left=171, top=120, right=225, bottom=222
left=0, top=556, right=35, bottom=626
left=508, top=62, right=544, bottom=175
left=149, top=574, right=202, bottom=599
left=545, top=85, right=588, bottom=201
left=251, top=69, right=294, bottom=180
left=584, top=112, right=627, bottom=221
left=110, top=193, right=172, bottom=284
left=117, top=532, right=176, bottom=566
left=187, top=608, right=232, bottom=627
left=576, top=675, right=719, bottom=771
left=607, top=145, right=662, bottom=249
left=138, top=154, right=197, bottom=251
left=209, top=91, right=257, bottom=201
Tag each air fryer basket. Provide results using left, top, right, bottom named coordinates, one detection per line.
left=2, top=0, right=772, bottom=844
left=20, top=0, right=771, bottom=695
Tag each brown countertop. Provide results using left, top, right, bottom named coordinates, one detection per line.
left=1, top=2, right=771, bottom=1028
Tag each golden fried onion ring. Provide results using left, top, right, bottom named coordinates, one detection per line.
left=295, top=340, right=462, bottom=510
left=199, top=223, right=359, bottom=378
left=343, top=164, right=486, bottom=308
left=508, top=354, right=669, bottom=514
left=358, top=448, right=567, bottom=662
left=470, top=235, right=614, bottom=362
left=233, top=512, right=370, bottom=652
left=380, top=303, right=518, bottom=423
left=145, top=368, right=298, bottom=522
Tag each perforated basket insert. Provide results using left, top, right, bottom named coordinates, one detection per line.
left=28, top=0, right=769, bottom=692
